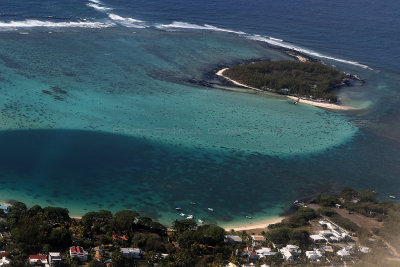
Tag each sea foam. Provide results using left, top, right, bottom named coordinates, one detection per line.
left=155, top=21, right=370, bottom=69
left=86, top=3, right=113, bottom=11
left=246, top=35, right=372, bottom=69
left=0, top=20, right=115, bottom=29
left=156, top=21, right=246, bottom=35
left=108, top=14, right=148, bottom=28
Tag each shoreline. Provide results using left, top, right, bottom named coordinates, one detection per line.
left=222, top=216, right=285, bottom=231
left=216, top=68, right=359, bottom=111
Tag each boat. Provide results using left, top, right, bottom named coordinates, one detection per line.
left=207, top=208, right=214, bottom=212
left=186, top=215, right=194, bottom=219
left=246, top=216, right=252, bottom=219
left=198, top=219, right=204, bottom=224
left=180, top=213, right=185, bottom=217
left=175, top=207, right=183, bottom=211
left=293, top=98, right=300, bottom=104
left=389, top=195, right=396, bottom=199
left=190, top=202, right=197, bottom=205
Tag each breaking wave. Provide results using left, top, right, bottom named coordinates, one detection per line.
left=156, top=21, right=246, bottom=35
left=0, top=19, right=115, bottom=29
left=246, top=35, right=371, bottom=69
left=86, top=3, right=113, bottom=11
left=107, top=14, right=148, bottom=28
left=155, top=21, right=370, bottom=69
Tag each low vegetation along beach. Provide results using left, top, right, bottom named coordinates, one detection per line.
left=217, top=60, right=359, bottom=111
left=0, top=187, right=399, bottom=266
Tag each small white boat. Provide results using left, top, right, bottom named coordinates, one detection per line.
left=246, top=216, right=252, bottom=219
left=175, top=207, right=182, bottom=211
left=389, top=195, right=396, bottom=199
left=186, top=215, right=194, bottom=219
left=198, top=219, right=204, bottom=224
left=208, top=208, right=214, bottom=212
left=180, top=213, right=185, bottom=217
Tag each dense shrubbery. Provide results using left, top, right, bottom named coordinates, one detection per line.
left=310, top=194, right=339, bottom=207
left=266, top=227, right=310, bottom=248
left=224, top=61, right=345, bottom=101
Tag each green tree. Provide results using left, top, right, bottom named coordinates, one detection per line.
left=48, top=228, right=72, bottom=249
left=112, top=210, right=138, bottom=235
left=43, top=206, right=71, bottom=225
left=197, top=225, right=225, bottom=246
left=360, top=190, right=378, bottom=203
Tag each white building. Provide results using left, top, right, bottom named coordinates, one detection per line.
left=310, top=234, right=325, bottom=243
left=319, top=230, right=333, bottom=237
left=0, top=257, right=11, bottom=266
left=305, top=250, right=323, bottom=261
left=337, top=249, right=350, bottom=258
left=255, top=247, right=276, bottom=258
left=285, top=245, right=300, bottom=254
left=251, top=235, right=266, bottom=247
left=279, top=244, right=300, bottom=261
left=359, top=246, right=371, bottom=253
left=280, top=248, right=293, bottom=261
left=121, top=248, right=142, bottom=259
left=48, top=252, right=62, bottom=266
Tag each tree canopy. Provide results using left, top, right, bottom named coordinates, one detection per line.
left=224, top=61, right=346, bottom=102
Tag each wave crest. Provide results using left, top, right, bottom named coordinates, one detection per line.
left=0, top=20, right=115, bottom=29
left=155, top=21, right=370, bottom=69
left=108, top=14, right=147, bottom=28
left=156, top=21, right=246, bottom=35
left=86, top=3, right=113, bottom=11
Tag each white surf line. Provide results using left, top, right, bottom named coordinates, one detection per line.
left=0, top=20, right=115, bottom=28
left=154, top=20, right=371, bottom=70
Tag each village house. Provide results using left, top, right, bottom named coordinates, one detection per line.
left=225, top=235, right=243, bottom=244
left=0, top=256, right=11, bottom=266
left=337, top=248, right=351, bottom=258
left=242, top=247, right=257, bottom=260
left=48, top=252, right=62, bottom=266
left=310, top=234, right=326, bottom=243
left=120, top=248, right=142, bottom=259
left=94, top=247, right=103, bottom=261
left=69, top=246, right=88, bottom=262
left=279, top=245, right=300, bottom=261
left=28, top=254, right=48, bottom=266
left=322, top=246, right=334, bottom=253
left=0, top=205, right=9, bottom=216
left=255, top=247, right=276, bottom=258
left=359, top=246, right=371, bottom=253
left=305, top=250, right=323, bottom=261
left=250, top=235, right=266, bottom=247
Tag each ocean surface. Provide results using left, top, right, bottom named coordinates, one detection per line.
left=0, top=0, right=399, bottom=226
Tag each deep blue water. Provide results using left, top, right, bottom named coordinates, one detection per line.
left=0, top=0, right=399, bottom=226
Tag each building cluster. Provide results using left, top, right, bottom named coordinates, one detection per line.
left=225, top=216, right=371, bottom=266
left=0, top=245, right=145, bottom=266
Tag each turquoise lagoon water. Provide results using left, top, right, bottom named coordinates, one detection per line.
left=0, top=0, right=399, bottom=227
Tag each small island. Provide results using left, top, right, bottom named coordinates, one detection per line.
left=217, top=60, right=359, bottom=110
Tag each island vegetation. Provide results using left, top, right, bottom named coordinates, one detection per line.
left=223, top=61, right=347, bottom=102
left=0, top=187, right=399, bottom=266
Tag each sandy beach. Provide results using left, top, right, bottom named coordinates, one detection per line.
left=222, top=216, right=284, bottom=231
left=217, top=68, right=358, bottom=111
